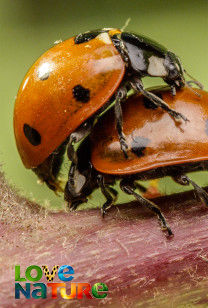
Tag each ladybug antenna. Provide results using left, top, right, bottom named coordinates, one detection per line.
left=184, top=70, right=204, bottom=89
left=184, top=80, right=201, bottom=97
left=121, top=18, right=131, bottom=31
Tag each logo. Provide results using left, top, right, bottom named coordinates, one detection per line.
left=15, top=265, right=108, bottom=300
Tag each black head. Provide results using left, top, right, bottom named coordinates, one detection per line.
left=164, top=52, right=185, bottom=88
left=33, top=141, right=67, bottom=192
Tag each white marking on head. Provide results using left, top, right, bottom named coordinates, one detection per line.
left=97, top=32, right=112, bottom=45
left=147, top=56, right=167, bottom=77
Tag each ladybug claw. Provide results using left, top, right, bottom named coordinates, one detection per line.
left=101, top=207, right=106, bottom=218
left=180, top=113, right=189, bottom=123
left=166, top=227, right=174, bottom=237
left=69, top=198, right=87, bottom=211
left=48, top=179, right=64, bottom=194
left=161, top=225, right=173, bottom=237
left=122, top=147, right=128, bottom=159
left=70, top=206, right=76, bottom=212
left=171, top=110, right=189, bottom=123
left=120, top=140, right=129, bottom=159
left=69, top=202, right=79, bottom=211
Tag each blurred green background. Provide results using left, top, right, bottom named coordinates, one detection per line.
left=1, top=0, right=208, bottom=210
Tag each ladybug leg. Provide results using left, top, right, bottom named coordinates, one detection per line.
left=65, top=120, right=93, bottom=208
left=120, top=178, right=173, bottom=236
left=97, top=175, right=118, bottom=217
left=183, top=70, right=204, bottom=89
left=131, top=78, right=189, bottom=122
left=65, top=119, right=94, bottom=204
left=64, top=162, right=88, bottom=210
left=114, top=87, right=128, bottom=158
left=65, top=137, right=95, bottom=211
left=134, top=182, right=147, bottom=193
left=170, top=85, right=176, bottom=96
left=67, top=135, right=78, bottom=165
left=173, top=175, right=208, bottom=207
left=67, top=119, right=94, bottom=165
left=186, top=80, right=203, bottom=89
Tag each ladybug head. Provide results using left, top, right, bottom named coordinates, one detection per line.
left=163, top=52, right=185, bottom=89
left=164, top=52, right=203, bottom=93
left=32, top=141, right=67, bottom=192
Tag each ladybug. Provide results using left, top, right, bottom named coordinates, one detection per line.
left=64, top=87, right=208, bottom=236
left=14, top=28, right=202, bottom=191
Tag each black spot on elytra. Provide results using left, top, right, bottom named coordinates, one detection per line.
left=73, top=85, right=90, bottom=103
left=131, top=136, right=150, bottom=157
left=143, top=92, right=163, bottom=109
left=23, top=124, right=41, bottom=146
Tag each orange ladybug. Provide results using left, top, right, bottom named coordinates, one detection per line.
left=64, top=87, right=208, bottom=235
left=14, top=28, right=202, bottom=190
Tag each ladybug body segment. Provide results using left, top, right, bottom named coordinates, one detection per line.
left=64, top=88, right=208, bottom=236
left=91, top=88, right=208, bottom=175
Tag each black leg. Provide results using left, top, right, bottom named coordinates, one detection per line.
left=120, top=179, right=173, bottom=236
left=131, top=78, right=189, bottom=122
left=97, top=175, right=118, bottom=217
left=64, top=162, right=88, bottom=210
left=114, top=87, right=128, bottom=158
left=67, top=162, right=76, bottom=194
left=184, top=70, right=203, bottom=89
left=186, top=80, right=203, bottom=89
left=65, top=119, right=94, bottom=208
left=170, top=85, right=176, bottom=96
left=65, top=151, right=85, bottom=208
left=64, top=185, right=87, bottom=211
left=67, top=135, right=78, bottom=165
left=108, top=186, right=119, bottom=198
left=134, top=182, right=147, bottom=193
left=173, top=174, right=208, bottom=207
left=67, top=119, right=94, bottom=165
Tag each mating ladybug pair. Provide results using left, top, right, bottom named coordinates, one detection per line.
left=14, top=28, right=206, bottom=235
